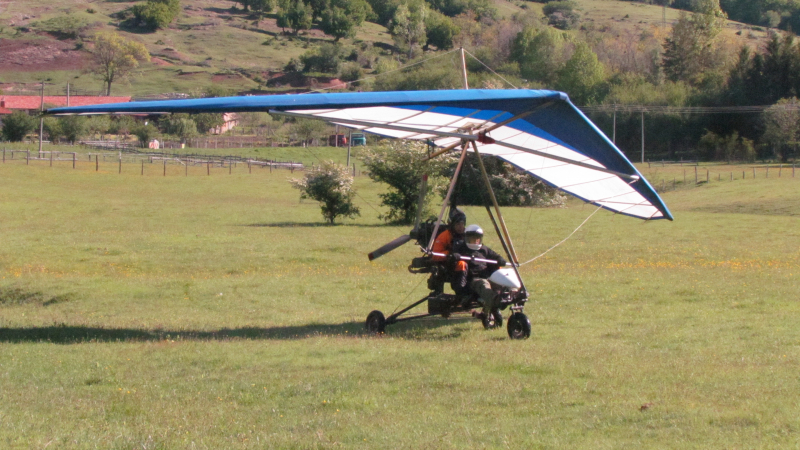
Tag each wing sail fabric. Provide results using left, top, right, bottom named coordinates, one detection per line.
left=48, top=89, right=672, bottom=220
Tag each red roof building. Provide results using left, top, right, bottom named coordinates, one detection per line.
left=0, top=95, right=131, bottom=111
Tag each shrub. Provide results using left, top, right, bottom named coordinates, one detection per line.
left=1, top=111, right=37, bottom=142
left=290, top=161, right=360, bottom=224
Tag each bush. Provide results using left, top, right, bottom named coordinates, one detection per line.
left=1, top=111, right=37, bottom=142
left=290, top=161, right=360, bottom=224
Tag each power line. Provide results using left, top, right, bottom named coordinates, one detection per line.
left=579, top=104, right=800, bottom=114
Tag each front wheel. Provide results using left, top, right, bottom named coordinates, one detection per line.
left=365, top=310, right=386, bottom=334
left=507, top=312, right=531, bottom=339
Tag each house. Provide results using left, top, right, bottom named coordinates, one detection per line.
left=0, top=95, right=132, bottom=113
left=209, top=113, right=238, bottom=135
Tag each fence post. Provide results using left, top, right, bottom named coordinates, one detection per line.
left=163, top=158, right=166, bottom=176
left=229, top=160, right=232, bottom=175
left=706, top=169, right=709, bottom=183
left=353, top=163, right=356, bottom=177
left=27, top=150, right=30, bottom=165
left=753, top=167, right=755, bottom=178
left=779, top=164, right=782, bottom=177
left=3, top=148, right=5, bottom=163
left=141, top=160, right=144, bottom=175
left=694, top=166, right=697, bottom=184
left=207, top=161, right=210, bottom=176
left=50, top=151, right=53, bottom=167
left=119, top=156, right=122, bottom=174
left=73, top=153, right=75, bottom=169
left=766, top=167, right=769, bottom=178
left=248, top=162, right=251, bottom=174
left=185, top=161, right=188, bottom=177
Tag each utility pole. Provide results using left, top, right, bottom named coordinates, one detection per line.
left=346, top=128, right=352, bottom=167
left=612, top=104, right=616, bottom=144
left=641, top=110, right=645, bottom=164
left=38, top=81, right=45, bottom=155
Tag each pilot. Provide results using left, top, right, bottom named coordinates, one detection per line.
left=452, top=224, right=506, bottom=320
left=431, top=208, right=468, bottom=292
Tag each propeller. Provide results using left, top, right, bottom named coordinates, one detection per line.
left=368, top=174, right=428, bottom=261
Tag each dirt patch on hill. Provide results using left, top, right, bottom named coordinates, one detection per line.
left=0, top=38, right=88, bottom=72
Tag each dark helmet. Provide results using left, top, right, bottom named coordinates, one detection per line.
left=449, top=208, right=466, bottom=226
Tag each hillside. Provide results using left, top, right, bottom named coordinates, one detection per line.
left=0, top=0, right=775, bottom=97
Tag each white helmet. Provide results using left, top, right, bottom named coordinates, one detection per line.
left=465, top=224, right=483, bottom=250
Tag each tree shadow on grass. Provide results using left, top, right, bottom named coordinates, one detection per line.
left=0, top=317, right=475, bottom=344
left=244, top=222, right=397, bottom=228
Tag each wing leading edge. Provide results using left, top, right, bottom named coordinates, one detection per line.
left=48, top=89, right=672, bottom=220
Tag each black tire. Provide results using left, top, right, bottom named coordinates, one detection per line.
left=492, top=308, right=503, bottom=328
left=507, top=312, right=531, bottom=339
left=366, top=310, right=386, bottom=334
left=481, top=311, right=496, bottom=329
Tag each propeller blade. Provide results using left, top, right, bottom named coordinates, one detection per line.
left=368, top=235, right=412, bottom=261
left=413, top=174, right=428, bottom=230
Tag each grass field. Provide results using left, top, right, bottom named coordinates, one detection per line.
left=1, top=152, right=799, bottom=448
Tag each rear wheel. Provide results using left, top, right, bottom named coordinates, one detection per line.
left=481, top=308, right=503, bottom=329
left=365, top=310, right=386, bottom=334
left=507, top=312, right=531, bottom=339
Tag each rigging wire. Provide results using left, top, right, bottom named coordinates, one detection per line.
left=303, top=48, right=463, bottom=94
left=462, top=49, right=519, bottom=89
left=518, top=204, right=603, bottom=267
left=390, top=275, right=428, bottom=316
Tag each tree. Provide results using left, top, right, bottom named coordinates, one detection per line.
left=662, top=1, right=727, bottom=85
left=277, top=0, right=313, bottom=35
left=300, top=43, right=344, bottom=73
left=249, top=0, right=275, bottom=17
left=43, top=117, right=64, bottom=143
left=290, top=161, right=360, bottom=224
left=447, top=155, right=567, bottom=207
left=59, top=116, right=88, bottom=144
left=556, top=42, right=606, bottom=105
left=192, top=113, right=225, bottom=134
left=131, top=0, right=181, bottom=30
left=290, top=118, right=328, bottom=144
left=1, top=111, right=37, bottom=142
left=320, top=0, right=371, bottom=41
left=699, top=130, right=755, bottom=162
left=511, top=26, right=570, bottom=85
left=762, top=97, right=800, bottom=161
left=424, top=10, right=459, bottom=50
left=359, top=140, right=452, bottom=224
left=391, top=2, right=427, bottom=58
left=91, top=32, right=150, bottom=96
left=132, top=123, right=158, bottom=147
left=543, top=1, right=580, bottom=30
left=162, top=114, right=197, bottom=143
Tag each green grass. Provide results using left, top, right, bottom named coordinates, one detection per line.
left=1, top=157, right=800, bottom=448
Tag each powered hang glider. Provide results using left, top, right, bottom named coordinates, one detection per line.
left=49, top=89, right=672, bottom=339
left=49, top=89, right=672, bottom=221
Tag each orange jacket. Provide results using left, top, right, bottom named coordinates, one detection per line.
left=432, top=229, right=466, bottom=271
